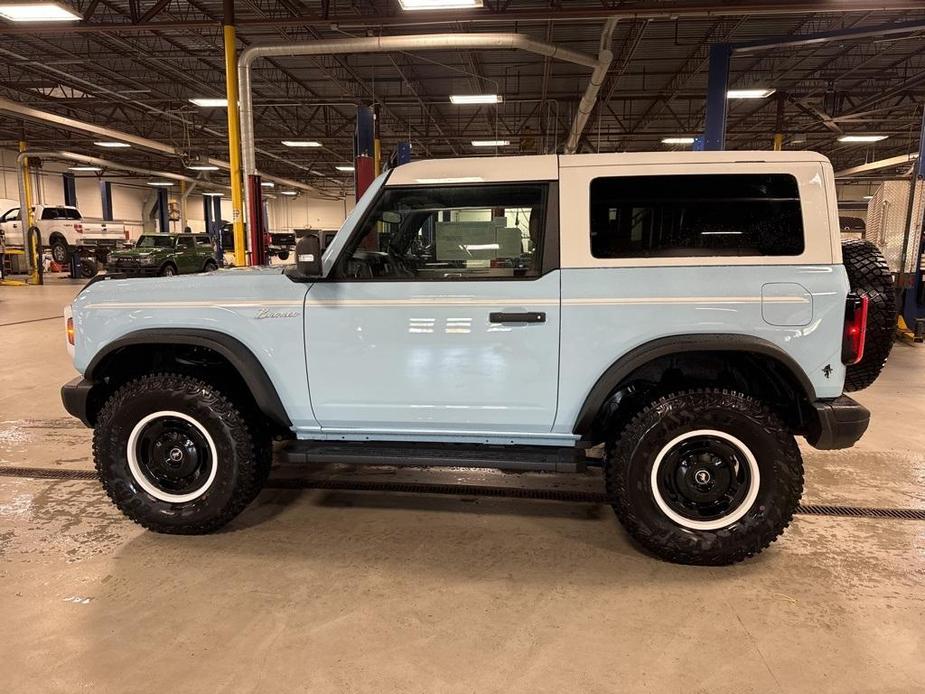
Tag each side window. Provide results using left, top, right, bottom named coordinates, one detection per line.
left=589, top=174, right=804, bottom=258
left=195, top=236, right=212, bottom=247
left=178, top=236, right=195, bottom=248
left=335, top=183, right=547, bottom=280
left=41, top=207, right=62, bottom=220
left=66, top=209, right=81, bottom=220
left=1, top=208, right=19, bottom=222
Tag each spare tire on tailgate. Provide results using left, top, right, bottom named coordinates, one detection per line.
left=841, top=239, right=896, bottom=391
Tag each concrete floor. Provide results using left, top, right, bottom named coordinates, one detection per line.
left=1, top=279, right=923, bottom=693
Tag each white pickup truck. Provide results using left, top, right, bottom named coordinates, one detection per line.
left=0, top=204, right=126, bottom=263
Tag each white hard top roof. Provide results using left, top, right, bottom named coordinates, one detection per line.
left=385, top=150, right=831, bottom=185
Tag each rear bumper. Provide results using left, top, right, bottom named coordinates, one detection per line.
left=805, top=396, right=870, bottom=450
left=61, top=377, right=94, bottom=428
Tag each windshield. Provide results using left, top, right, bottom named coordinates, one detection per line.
left=136, top=235, right=174, bottom=248
left=322, top=170, right=389, bottom=276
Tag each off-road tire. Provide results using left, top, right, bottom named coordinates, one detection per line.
left=203, top=259, right=218, bottom=272
left=159, top=262, right=177, bottom=277
left=93, top=372, right=264, bottom=534
left=842, top=239, right=895, bottom=391
left=604, top=389, right=803, bottom=566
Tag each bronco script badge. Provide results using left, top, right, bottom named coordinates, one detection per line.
left=255, top=307, right=300, bottom=319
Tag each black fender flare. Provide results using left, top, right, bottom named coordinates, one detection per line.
left=572, top=334, right=817, bottom=437
left=85, top=328, right=291, bottom=428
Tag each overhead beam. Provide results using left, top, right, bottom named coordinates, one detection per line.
left=834, top=153, right=919, bottom=178
left=732, top=18, right=925, bottom=53
left=2, top=1, right=925, bottom=34
left=137, top=0, right=173, bottom=24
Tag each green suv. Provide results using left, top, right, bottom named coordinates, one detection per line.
left=107, top=233, right=217, bottom=277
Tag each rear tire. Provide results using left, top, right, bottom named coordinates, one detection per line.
left=159, top=263, right=177, bottom=277
left=203, top=259, right=218, bottom=272
left=93, top=372, right=264, bottom=534
left=842, top=239, right=895, bottom=391
left=605, top=389, right=803, bottom=565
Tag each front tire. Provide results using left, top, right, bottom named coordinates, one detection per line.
left=159, top=262, right=177, bottom=277
left=605, top=389, right=803, bottom=565
left=50, top=238, right=69, bottom=263
left=93, top=372, right=264, bottom=534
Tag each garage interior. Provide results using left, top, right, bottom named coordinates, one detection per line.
left=2, top=1, right=925, bottom=691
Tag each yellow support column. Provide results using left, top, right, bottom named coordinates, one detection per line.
left=223, top=2, right=247, bottom=267
left=19, top=141, right=41, bottom=284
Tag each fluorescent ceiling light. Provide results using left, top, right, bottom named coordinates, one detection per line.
left=202, top=191, right=223, bottom=197
left=187, top=163, right=219, bottom=171
left=68, top=166, right=101, bottom=172
left=398, top=0, right=483, bottom=9
left=280, top=190, right=298, bottom=196
left=661, top=137, right=696, bottom=145
left=472, top=139, right=510, bottom=147
left=282, top=140, right=322, bottom=148
left=335, top=165, right=355, bottom=172
left=95, top=141, right=130, bottom=148
left=450, top=94, right=502, bottom=104
left=727, top=88, right=776, bottom=99
left=863, top=195, right=874, bottom=200
left=146, top=180, right=174, bottom=187
left=261, top=181, right=275, bottom=188
left=189, top=97, right=228, bottom=107
left=0, top=3, right=81, bottom=22
left=838, top=135, right=888, bottom=143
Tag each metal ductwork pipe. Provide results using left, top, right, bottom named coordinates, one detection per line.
left=564, top=18, right=619, bottom=154
left=236, top=32, right=605, bottom=225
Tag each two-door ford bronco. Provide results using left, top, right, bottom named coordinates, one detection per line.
left=62, top=152, right=895, bottom=565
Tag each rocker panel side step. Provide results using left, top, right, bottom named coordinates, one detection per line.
left=278, top=441, right=586, bottom=473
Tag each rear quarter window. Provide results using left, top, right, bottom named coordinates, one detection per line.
left=589, top=173, right=804, bottom=258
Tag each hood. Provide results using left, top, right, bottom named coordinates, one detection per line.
left=111, top=247, right=162, bottom=258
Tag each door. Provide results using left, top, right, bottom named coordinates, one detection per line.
left=305, top=181, right=561, bottom=435
left=1, top=208, right=22, bottom=246
left=175, top=235, right=197, bottom=273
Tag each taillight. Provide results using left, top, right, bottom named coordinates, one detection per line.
left=842, top=294, right=868, bottom=365
left=66, top=317, right=75, bottom=346
left=74, top=223, right=83, bottom=234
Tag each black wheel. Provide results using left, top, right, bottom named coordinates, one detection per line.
left=79, top=258, right=97, bottom=278
left=203, top=259, right=218, bottom=272
left=605, top=389, right=803, bottom=566
left=93, top=372, right=265, bottom=534
left=50, top=238, right=69, bottom=263
left=159, top=263, right=177, bottom=277
left=276, top=250, right=290, bottom=261
left=841, top=240, right=896, bottom=391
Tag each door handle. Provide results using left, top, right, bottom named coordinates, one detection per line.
left=489, top=311, right=546, bottom=324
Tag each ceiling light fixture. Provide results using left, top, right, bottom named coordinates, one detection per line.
left=450, top=94, right=502, bottom=104
left=398, top=0, right=483, bottom=10
left=68, top=166, right=102, bottom=172
left=335, top=165, right=355, bottom=172
left=186, top=162, right=219, bottom=171
left=261, top=181, right=275, bottom=188
left=661, top=137, right=696, bottom=145
left=189, top=97, right=228, bottom=107
left=727, top=88, right=776, bottom=99
left=838, top=135, right=888, bottom=143
left=282, top=140, right=322, bottom=148
left=146, top=180, right=174, bottom=187
left=202, top=191, right=223, bottom=197
left=0, top=2, right=81, bottom=22
left=94, top=141, right=130, bottom=148
left=280, top=190, right=299, bottom=196
left=471, top=139, right=510, bottom=147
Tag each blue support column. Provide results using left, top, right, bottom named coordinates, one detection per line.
left=703, top=44, right=731, bottom=151
left=100, top=181, right=113, bottom=221
left=203, top=195, right=213, bottom=229
left=156, top=189, right=169, bottom=233
left=901, top=110, right=925, bottom=329
left=63, top=173, right=76, bottom=207
left=212, top=196, right=223, bottom=225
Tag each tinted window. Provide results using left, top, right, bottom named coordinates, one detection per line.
left=337, top=184, right=547, bottom=280
left=589, top=174, right=804, bottom=258
left=41, top=207, right=66, bottom=220
left=65, top=208, right=81, bottom=220
left=137, top=235, right=174, bottom=248
left=195, top=236, right=212, bottom=246
left=178, top=236, right=195, bottom=248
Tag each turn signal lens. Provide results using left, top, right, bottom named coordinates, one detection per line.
left=842, top=294, right=868, bottom=365
left=66, top=317, right=75, bottom=345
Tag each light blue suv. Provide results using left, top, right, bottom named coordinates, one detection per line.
left=61, top=152, right=894, bottom=565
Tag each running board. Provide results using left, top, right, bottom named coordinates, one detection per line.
left=278, top=441, right=586, bottom=473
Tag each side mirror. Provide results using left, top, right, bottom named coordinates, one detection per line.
left=295, top=233, right=323, bottom=277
